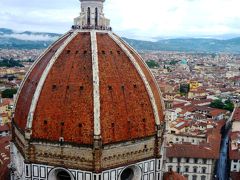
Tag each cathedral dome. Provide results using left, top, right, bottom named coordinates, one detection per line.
left=11, top=0, right=165, bottom=178
left=14, top=30, right=165, bottom=145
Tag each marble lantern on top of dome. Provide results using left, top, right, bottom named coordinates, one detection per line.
left=73, top=0, right=110, bottom=30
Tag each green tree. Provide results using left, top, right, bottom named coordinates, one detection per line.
left=146, top=60, right=159, bottom=68
left=210, top=99, right=234, bottom=112
left=169, top=60, right=178, bottom=65
left=224, top=99, right=234, bottom=111
left=0, top=58, right=24, bottom=67
left=180, top=83, right=190, bottom=95
left=210, top=99, right=225, bottom=109
left=1, top=88, right=18, bottom=98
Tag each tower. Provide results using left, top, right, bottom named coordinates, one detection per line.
left=10, top=0, right=165, bottom=180
left=74, top=0, right=110, bottom=28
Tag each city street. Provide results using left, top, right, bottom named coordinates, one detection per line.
left=216, top=128, right=230, bottom=180
left=216, top=108, right=236, bottom=180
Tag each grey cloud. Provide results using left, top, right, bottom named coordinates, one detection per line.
left=0, top=0, right=239, bottom=39
left=1, top=33, right=59, bottom=41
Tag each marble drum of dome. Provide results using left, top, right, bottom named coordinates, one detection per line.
left=10, top=0, right=165, bottom=180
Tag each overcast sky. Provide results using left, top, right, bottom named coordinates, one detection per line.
left=0, top=0, right=240, bottom=40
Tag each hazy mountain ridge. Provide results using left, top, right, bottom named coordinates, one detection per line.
left=1, top=28, right=240, bottom=53
left=0, top=28, right=60, bottom=37
left=0, top=28, right=60, bottom=49
left=123, top=37, right=240, bottom=53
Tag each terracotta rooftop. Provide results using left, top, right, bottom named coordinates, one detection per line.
left=229, top=131, right=240, bottom=160
left=174, top=121, right=189, bottom=130
left=14, top=31, right=164, bottom=145
left=0, top=136, right=10, bottom=180
left=229, top=147, right=240, bottom=160
left=173, top=102, right=187, bottom=108
left=0, top=98, right=12, bottom=107
left=191, top=99, right=212, bottom=105
left=163, top=170, right=186, bottom=180
left=166, top=143, right=218, bottom=159
left=208, top=109, right=228, bottom=117
left=230, top=132, right=240, bottom=141
left=233, top=108, right=240, bottom=122
left=0, top=124, right=9, bottom=132
left=167, top=121, right=223, bottom=159
left=230, top=172, right=240, bottom=180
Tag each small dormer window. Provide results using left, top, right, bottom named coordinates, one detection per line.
left=59, top=137, right=64, bottom=146
left=52, top=85, right=57, bottom=90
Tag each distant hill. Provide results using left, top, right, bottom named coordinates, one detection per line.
left=123, top=37, right=240, bottom=53
left=0, top=28, right=60, bottom=49
left=1, top=28, right=240, bottom=53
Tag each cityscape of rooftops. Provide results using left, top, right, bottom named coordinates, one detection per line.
left=0, top=0, right=240, bottom=180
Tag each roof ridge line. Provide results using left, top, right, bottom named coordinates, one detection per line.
left=25, top=31, right=78, bottom=138
left=108, top=32, right=161, bottom=126
left=118, top=37, right=166, bottom=114
left=13, top=31, right=72, bottom=113
left=91, top=31, right=101, bottom=138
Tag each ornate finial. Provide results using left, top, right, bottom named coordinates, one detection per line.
left=73, top=0, right=111, bottom=30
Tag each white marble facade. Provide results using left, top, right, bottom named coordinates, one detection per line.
left=11, top=143, right=162, bottom=180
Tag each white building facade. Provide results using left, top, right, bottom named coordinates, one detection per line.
left=11, top=142, right=162, bottom=180
left=165, top=157, right=215, bottom=180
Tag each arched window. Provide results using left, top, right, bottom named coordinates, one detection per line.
left=192, top=175, right=197, bottom=180
left=87, top=7, right=91, bottom=25
left=193, top=166, right=198, bottom=173
left=202, top=167, right=207, bottom=174
left=184, top=174, right=189, bottom=179
left=168, top=166, right=173, bottom=171
left=56, top=170, right=71, bottom=180
left=177, top=166, right=180, bottom=173
left=95, top=8, right=98, bottom=26
left=194, top=158, right=198, bottom=163
left=121, top=168, right=134, bottom=180
left=120, top=166, right=141, bottom=180
left=201, top=175, right=206, bottom=180
left=48, top=168, right=73, bottom=180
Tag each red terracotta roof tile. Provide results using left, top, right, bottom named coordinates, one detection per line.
left=230, top=172, right=240, bottom=180
left=163, top=171, right=186, bottom=180
left=0, top=124, right=9, bottom=132
left=14, top=32, right=164, bottom=145
left=233, top=108, right=240, bottom=122
left=209, top=109, right=228, bottom=117
left=0, top=136, right=10, bottom=180
left=14, top=33, right=71, bottom=130
left=167, top=121, right=223, bottom=159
